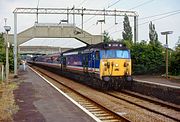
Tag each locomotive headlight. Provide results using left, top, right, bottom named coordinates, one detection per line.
left=115, top=64, right=119, bottom=67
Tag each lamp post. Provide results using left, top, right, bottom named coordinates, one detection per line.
left=161, top=31, right=173, bottom=79
left=96, top=19, right=105, bottom=42
left=4, top=24, right=11, bottom=82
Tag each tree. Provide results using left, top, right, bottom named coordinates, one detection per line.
left=122, top=14, right=133, bottom=43
left=0, top=33, right=5, bottom=64
left=149, top=21, right=159, bottom=46
left=175, top=36, right=180, bottom=51
left=103, top=31, right=111, bottom=42
left=0, top=33, right=14, bottom=71
left=170, top=37, right=180, bottom=75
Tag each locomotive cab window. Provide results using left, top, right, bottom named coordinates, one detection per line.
left=116, top=50, right=130, bottom=58
left=100, top=50, right=130, bottom=59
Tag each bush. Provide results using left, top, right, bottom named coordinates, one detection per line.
left=170, top=50, right=180, bottom=75
left=131, top=41, right=165, bottom=75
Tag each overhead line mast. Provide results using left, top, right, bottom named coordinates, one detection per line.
left=36, top=0, right=40, bottom=23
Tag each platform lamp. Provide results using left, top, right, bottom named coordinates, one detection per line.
left=161, top=31, right=173, bottom=79
left=4, top=22, right=11, bottom=82
left=96, top=19, right=105, bottom=42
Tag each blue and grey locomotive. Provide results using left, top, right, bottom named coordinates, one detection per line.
left=30, top=42, right=132, bottom=89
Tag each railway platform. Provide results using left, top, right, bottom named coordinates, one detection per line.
left=125, top=75, right=180, bottom=105
left=13, top=65, right=96, bottom=122
left=134, top=75, right=180, bottom=87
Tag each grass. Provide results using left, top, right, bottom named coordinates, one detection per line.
left=0, top=82, right=19, bottom=122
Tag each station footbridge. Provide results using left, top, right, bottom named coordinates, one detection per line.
left=7, top=23, right=102, bottom=53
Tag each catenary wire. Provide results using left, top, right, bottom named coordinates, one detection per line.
left=129, top=0, right=154, bottom=10
left=109, top=11, right=180, bottom=35
left=105, top=9, right=180, bottom=32
left=104, top=0, right=155, bottom=32
left=60, top=0, right=88, bottom=22
left=79, top=0, right=123, bottom=26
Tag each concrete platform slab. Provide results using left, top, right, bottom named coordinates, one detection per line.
left=134, top=75, right=180, bottom=88
left=13, top=65, right=96, bottom=122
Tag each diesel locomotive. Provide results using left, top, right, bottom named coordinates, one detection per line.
left=30, top=42, right=132, bottom=89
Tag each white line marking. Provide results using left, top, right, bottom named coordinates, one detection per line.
left=134, top=79, right=180, bottom=89
left=28, top=66, right=102, bottom=122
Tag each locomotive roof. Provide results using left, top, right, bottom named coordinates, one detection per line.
left=89, top=42, right=127, bottom=49
left=62, top=42, right=128, bottom=54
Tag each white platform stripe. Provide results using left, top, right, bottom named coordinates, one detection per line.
left=29, top=66, right=102, bottom=122
left=134, top=79, right=180, bottom=89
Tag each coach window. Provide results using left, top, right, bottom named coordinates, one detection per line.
left=95, top=51, right=100, bottom=60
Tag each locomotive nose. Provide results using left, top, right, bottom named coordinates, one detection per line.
left=100, top=59, right=131, bottom=80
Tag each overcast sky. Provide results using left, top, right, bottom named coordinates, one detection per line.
left=0, top=0, right=180, bottom=48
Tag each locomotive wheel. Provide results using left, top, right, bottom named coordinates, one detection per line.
left=103, top=82, right=110, bottom=90
left=114, top=81, right=119, bottom=90
left=119, top=78, right=126, bottom=89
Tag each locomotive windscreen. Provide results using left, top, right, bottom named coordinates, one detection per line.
left=100, top=50, right=130, bottom=59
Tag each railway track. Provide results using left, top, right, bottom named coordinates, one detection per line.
left=122, top=90, right=180, bottom=111
left=31, top=66, right=130, bottom=122
left=105, top=91, right=180, bottom=122
left=30, top=65, right=180, bottom=121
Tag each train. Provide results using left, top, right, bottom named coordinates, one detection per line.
left=29, top=41, right=132, bottom=90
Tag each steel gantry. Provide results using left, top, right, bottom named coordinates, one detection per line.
left=13, top=7, right=138, bottom=77
left=14, top=8, right=137, bottom=16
